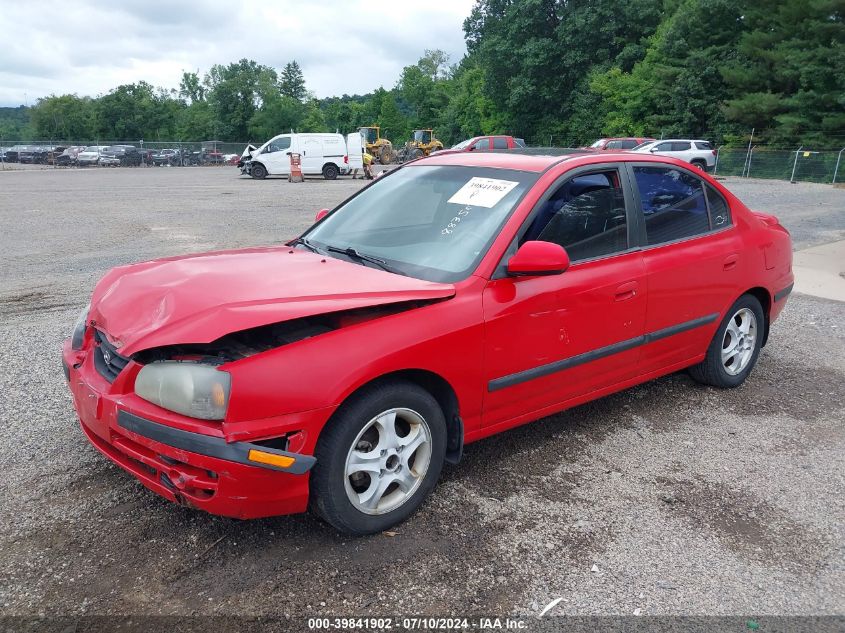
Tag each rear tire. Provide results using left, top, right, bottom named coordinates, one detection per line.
left=310, top=380, right=446, bottom=535
left=322, top=164, right=339, bottom=180
left=691, top=159, right=706, bottom=171
left=251, top=163, right=267, bottom=180
left=689, top=294, right=765, bottom=388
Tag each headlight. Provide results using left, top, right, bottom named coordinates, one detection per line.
left=135, top=362, right=231, bottom=420
left=71, top=304, right=90, bottom=350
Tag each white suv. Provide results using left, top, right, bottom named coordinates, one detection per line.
left=632, top=139, right=716, bottom=171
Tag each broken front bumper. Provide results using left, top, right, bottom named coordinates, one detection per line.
left=62, top=339, right=319, bottom=519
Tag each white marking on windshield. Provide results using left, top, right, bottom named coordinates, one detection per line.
left=447, top=177, right=519, bottom=208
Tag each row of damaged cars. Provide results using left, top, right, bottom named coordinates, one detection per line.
left=1, top=144, right=144, bottom=166
left=5, top=145, right=238, bottom=167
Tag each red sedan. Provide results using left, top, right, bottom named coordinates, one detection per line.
left=63, top=151, right=793, bottom=535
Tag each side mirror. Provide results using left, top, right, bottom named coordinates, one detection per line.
left=315, top=209, right=329, bottom=222
left=467, top=145, right=475, bottom=151
left=507, top=241, right=570, bottom=276
left=649, top=147, right=659, bottom=153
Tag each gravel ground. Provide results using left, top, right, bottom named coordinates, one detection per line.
left=0, top=167, right=842, bottom=618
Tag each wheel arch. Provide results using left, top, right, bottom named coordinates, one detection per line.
left=742, top=286, right=772, bottom=346
left=327, top=369, right=464, bottom=465
left=322, top=161, right=340, bottom=175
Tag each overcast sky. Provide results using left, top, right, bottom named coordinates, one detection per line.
left=0, top=0, right=476, bottom=107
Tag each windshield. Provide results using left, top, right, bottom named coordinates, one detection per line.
left=452, top=139, right=472, bottom=150
left=362, top=128, right=377, bottom=144
left=631, top=142, right=652, bottom=150
left=303, top=165, right=537, bottom=282
left=414, top=130, right=432, bottom=143
left=83, top=146, right=100, bottom=152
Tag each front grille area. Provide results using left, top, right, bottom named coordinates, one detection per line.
left=93, top=329, right=130, bottom=382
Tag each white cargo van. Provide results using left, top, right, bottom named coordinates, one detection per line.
left=248, top=133, right=348, bottom=180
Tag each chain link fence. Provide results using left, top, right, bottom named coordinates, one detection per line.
left=525, top=133, right=845, bottom=185
left=713, top=146, right=845, bottom=183
left=0, top=140, right=249, bottom=168
left=4, top=136, right=845, bottom=184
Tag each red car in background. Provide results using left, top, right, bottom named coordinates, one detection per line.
left=63, top=150, right=793, bottom=535
left=451, top=135, right=526, bottom=151
left=587, top=137, right=655, bottom=150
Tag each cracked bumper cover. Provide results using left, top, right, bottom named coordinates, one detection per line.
left=63, top=339, right=324, bottom=520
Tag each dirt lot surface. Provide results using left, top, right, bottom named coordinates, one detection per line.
left=0, top=167, right=843, bottom=618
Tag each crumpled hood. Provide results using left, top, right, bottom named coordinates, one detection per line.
left=90, top=246, right=455, bottom=356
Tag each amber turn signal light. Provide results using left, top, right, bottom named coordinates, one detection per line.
left=247, top=449, right=295, bottom=469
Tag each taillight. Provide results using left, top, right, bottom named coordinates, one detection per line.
left=712, top=149, right=717, bottom=156
left=344, top=155, right=348, bottom=164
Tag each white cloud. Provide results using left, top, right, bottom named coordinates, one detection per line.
left=0, top=0, right=476, bottom=106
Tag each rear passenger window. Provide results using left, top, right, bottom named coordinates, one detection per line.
left=695, top=141, right=713, bottom=150
left=671, top=142, right=691, bottom=151
left=522, top=170, right=628, bottom=261
left=705, top=184, right=731, bottom=228
left=617, top=140, right=638, bottom=149
left=492, top=138, right=508, bottom=149
left=632, top=167, right=711, bottom=245
left=473, top=139, right=491, bottom=150
left=655, top=142, right=673, bottom=151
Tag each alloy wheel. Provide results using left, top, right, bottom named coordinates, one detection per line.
left=721, top=307, right=757, bottom=375
left=344, top=408, right=432, bottom=515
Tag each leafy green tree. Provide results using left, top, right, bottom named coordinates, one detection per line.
left=721, top=0, right=845, bottom=146
left=376, top=93, right=409, bottom=141
left=179, top=71, right=206, bottom=103
left=0, top=106, right=34, bottom=140
left=205, top=59, right=278, bottom=140
left=95, top=82, right=180, bottom=140
left=280, top=61, right=308, bottom=101
left=464, top=0, right=662, bottom=142
left=176, top=101, right=215, bottom=140
left=301, top=99, right=328, bottom=132
left=29, top=95, right=97, bottom=140
left=248, top=94, right=305, bottom=140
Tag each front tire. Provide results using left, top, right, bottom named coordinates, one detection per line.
left=689, top=294, right=765, bottom=388
left=310, top=381, right=446, bottom=535
left=251, top=163, right=267, bottom=179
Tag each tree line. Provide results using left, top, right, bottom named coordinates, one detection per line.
left=1, top=0, right=841, bottom=148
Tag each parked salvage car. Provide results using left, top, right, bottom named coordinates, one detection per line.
left=632, top=139, right=716, bottom=171
left=99, top=145, right=142, bottom=167
left=77, top=146, right=108, bottom=166
left=54, top=146, right=86, bottom=166
left=586, top=137, right=655, bottom=151
left=151, top=149, right=183, bottom=166
left=63, top=151, right=793, bottom=535
left=451, top=135, right=526, bottom=151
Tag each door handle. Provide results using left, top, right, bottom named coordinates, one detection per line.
left=614, top=281, right=639, bottom=302
left=723, top=254, right=739, bottom=271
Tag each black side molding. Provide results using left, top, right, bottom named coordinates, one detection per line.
left=488, top=313, right=719, bottom=392
left=117, top=411, right=316, bottom=475
left=774, top=283, right=793, bottom=303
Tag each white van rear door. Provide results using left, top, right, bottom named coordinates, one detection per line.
left=347, top=133, right=363, bottom=170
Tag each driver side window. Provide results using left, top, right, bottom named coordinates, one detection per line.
left=521, top=169, right=629, bottom=262
left=266, top=137, right=292, bottom=153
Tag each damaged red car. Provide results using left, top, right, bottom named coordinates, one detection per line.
left=63, top=151, right=793, bottom=535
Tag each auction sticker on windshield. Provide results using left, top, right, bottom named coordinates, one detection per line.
left=447, top=177, right=519, bottom=208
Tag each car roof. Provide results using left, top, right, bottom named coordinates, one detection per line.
left=418, top=150, right=587, bottom=172
left=415, top=148, right=704, bottom=173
